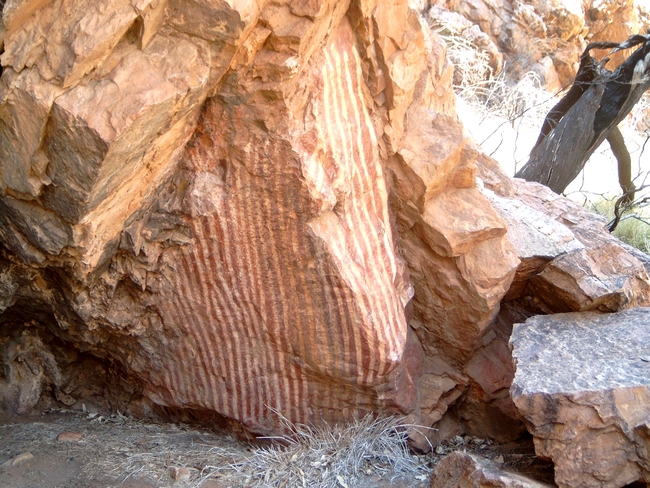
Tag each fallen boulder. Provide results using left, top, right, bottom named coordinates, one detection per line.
left=510, top=308, right=650, bottom=487
left=455, top=167, right=650, bottom=443
left=430, top=451, right=553, bottom=487
left=511, top=180, right=650, bottom=313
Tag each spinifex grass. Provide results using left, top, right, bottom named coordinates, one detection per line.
left=222, top=413, right=430, bottom=487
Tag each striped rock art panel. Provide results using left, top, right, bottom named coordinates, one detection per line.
left=146, top=20, right=411, bottom=433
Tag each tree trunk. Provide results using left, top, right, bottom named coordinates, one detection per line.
left=515, top=35, right=650, bottom=195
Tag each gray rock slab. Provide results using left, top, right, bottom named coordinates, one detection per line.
left=510, top=308, right=650, bottom=488
left=484, top=188, right=584, bottom=261
left=430, top=451, right=553, bottom=487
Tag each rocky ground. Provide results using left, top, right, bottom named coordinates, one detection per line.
left=0, top=408, right=555, bottom=488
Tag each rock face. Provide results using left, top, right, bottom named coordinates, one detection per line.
left=430, top=0, right=647, bottom=88
left=497, top=180, right=650, bottom=314
left=0, top=0, right=649, bottom=467
left=0, top=0, right=522, bottom=438
left=453, top=164, right=650, bottom=443
left=134, top=16, right=420, bottom=430
left=510, top=308, right=650, bottom=488
left=430, top=451, right=553, bottom=487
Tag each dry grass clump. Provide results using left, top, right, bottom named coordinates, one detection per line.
left=226, top=413, right=429, bottom=487
left=434, top=18, right=556, bottom=130
left=436, top=25, right=493, bottom=90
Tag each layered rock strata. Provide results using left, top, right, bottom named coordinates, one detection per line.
left=510, top=308, right=650, bottom=488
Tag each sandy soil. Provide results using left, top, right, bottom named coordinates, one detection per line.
left=0, top=408, right=555, bottom=488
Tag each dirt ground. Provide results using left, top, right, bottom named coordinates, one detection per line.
left=0, top=408, right=555, bottom=488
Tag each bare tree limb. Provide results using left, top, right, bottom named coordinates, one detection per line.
left=516, top=34, right=650, bottom=197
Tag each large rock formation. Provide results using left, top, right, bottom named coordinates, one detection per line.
left=447, top=158, right=650, bottom=445
left=511, top=308, right=650, bottom=488
left=0, top=1, right=649, bottom=476
left=0, top=0, right=522, bottom=439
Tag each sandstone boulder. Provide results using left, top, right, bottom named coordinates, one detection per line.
left=483, top=185, right=584, bottom=302
left=0, top=0, right=522, bottom=443
left=430, top=451, right=553, bottom=487
left=510, top=308, right=650, bottom=488
left=510, top=180, right=650, bottom=313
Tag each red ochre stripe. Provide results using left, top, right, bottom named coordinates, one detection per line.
left=181, top=237, right=230, bottom=395
left=320, top=40, right=405, bottom=380
left=247, top=137, right=301, bottom=422
left=225, top=181, right=274, bottom=423
left=171, top=255, right=207, bottom=405
left=241, top=167, right=288, bottom=420
left=187, top=213, right=255, bottom=420
left=321, top=48, right=369, bottom=383
left=168, top=252, right=216, bottom=407
left=336, top=52, right=392, bottom=376
left=208, top=210, right=262, bottom=422
left=342, top=45, right=404, bottom=368
left=167, top=274, right=219, bottom=409
left=152, top=26, right=406, bottom=431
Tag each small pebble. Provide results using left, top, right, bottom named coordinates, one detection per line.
left=171, top=466, right=191, bottom=481
left=1, top=452, right=35, bottom=469
left=57, top=432, right=84, bottom=442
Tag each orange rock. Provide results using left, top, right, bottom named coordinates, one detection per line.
left=0, top=0, right=647, bottom=459
left=430, top=452, right=552, bottom=487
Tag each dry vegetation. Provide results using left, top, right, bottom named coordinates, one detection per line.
left=227, top=414, right=431, bottom=488
left=589, top=196, right=650, bottom=253
left=435, top=17, right=556, bottom=125
left=435, top=14, right=650, bottom=255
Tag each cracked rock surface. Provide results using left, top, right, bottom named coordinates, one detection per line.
left=510, top=308, right=650, bottom=488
